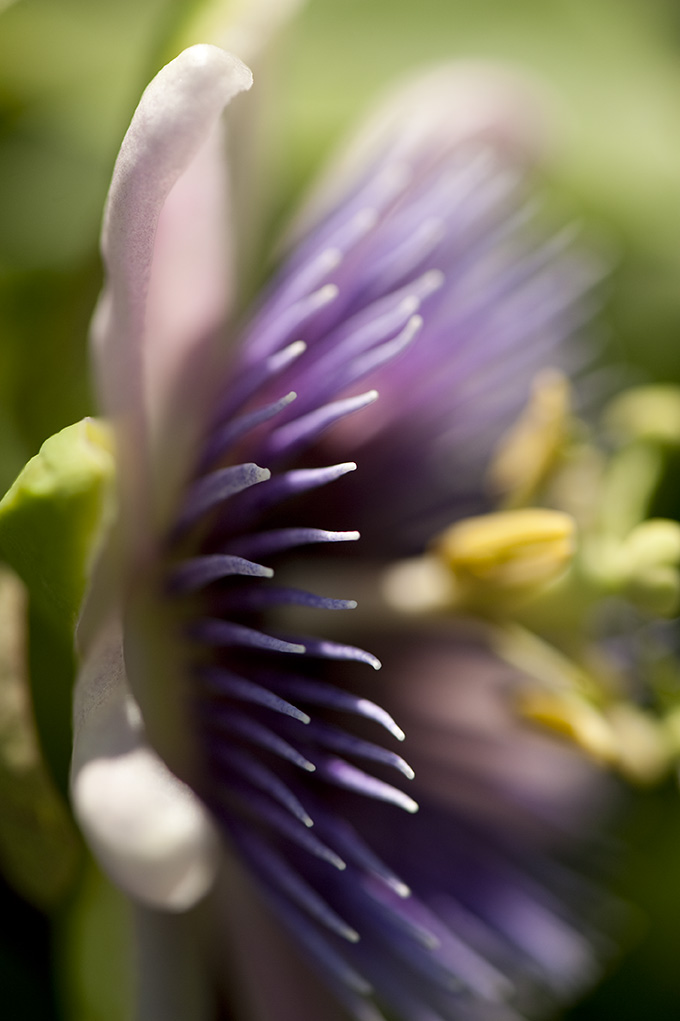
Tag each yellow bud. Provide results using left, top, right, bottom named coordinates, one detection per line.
left=489, top=369, right=570, bottom=507
left=435, top=509, right=576, bottom=606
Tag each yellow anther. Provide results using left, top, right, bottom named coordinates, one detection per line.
left=435, top=508, right=576, bottom=603
left=520, top=690, right=672, bottom=782
left=518, top=688, right=617, bottom=764
left=489, top=369, right=570, bottom=507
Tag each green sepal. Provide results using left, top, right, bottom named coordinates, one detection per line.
left=0, top=566, right=81, bottom=907
left=0, top=419, right=116, bottom=633
left=58, top=859, right=134, bottom=1021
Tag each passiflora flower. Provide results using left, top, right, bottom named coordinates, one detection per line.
left=68, top=43, right=613, bottom=1021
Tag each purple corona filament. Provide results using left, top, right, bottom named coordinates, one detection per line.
left=153, top=118, right=605, bottom=1021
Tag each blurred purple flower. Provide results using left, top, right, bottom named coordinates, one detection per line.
left=71, top=45, right=610, bottom=1021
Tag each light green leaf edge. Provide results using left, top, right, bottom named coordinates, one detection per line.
left=0, top=418, right=116, bottom=633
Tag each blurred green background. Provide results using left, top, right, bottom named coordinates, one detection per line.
left=2, top=0, right=680, bottom=1017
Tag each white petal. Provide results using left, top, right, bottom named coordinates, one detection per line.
left=90, top=45, right=252, bottom=532
left=142, top=122, right=233, bottom=518
left=71, top=621, right=219, bottom=911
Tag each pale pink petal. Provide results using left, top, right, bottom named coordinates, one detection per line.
left=143, top=122, right=233, bottom=518
left=90, top=45, right=252, bottom=536
left=71, top=620, right=220, bottom=911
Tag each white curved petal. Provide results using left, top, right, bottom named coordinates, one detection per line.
left=91, top=45, right=252, bottom=533
left=71, top=622, right=219, bottom=911
left=142, top=122, right=233, bottom=518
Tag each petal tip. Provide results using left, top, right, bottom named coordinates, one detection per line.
left=175, top=43, right=253, bottom=96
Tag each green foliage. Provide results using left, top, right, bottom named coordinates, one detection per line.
left=0, top=566, right=81, bottom=908
left=0, top=419, right=115, bottom=633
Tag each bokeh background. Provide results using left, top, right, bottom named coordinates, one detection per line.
left=2, top=0, right=680, bottom=1017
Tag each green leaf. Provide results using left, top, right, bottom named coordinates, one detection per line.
left=58, top=860, right=134, bottom=1021
left=0, top=565, right=80, bottom=907
left=0, top=419, right=115, bottom=633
